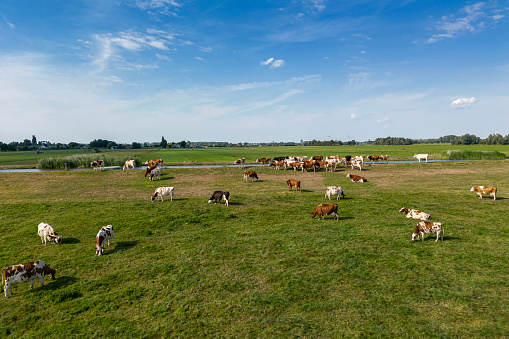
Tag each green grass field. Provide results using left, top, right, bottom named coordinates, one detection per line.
left=1, top=144, right=508, bottom=168
left=0, top=158, right=508, bottom=337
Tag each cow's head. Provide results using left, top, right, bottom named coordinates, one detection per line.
left=48, top=268, right=57, bottom=280
left=411, top=232, right=419, bottom=241
left=398, top=207, right=407, bottom=213
left=469, top=187, right=475, bottom=192
left=55, top=235, right=62, bottom=245
left=151, top=192, right=158, bottom=202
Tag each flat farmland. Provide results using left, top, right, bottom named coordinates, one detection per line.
left=0, top=160, right=508, bottom=337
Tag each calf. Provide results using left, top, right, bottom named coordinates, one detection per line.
left=151, top=187, right=174, bottom=202
left=325, top=186, right=345, bottom=200
left=311, top=204, right=339, bottom=220
left=234, top=157, right=246, bottom=168
left=412, top=221, right=443, bottom=242
left=96, top=225, right=116, bottom=256
left=256, top=157, right=271, bottom=166
left=123, top=159, right=136, bottom=170
left=346, top=173, right=367, bottom=182
left=91, top=160, right=104, bottom=170
left=413, top=154, right=429, bottom=162
left=399, top=207, right=431, bottom=221
left=243, top=170, right=259, bottom=182
left=149, top=168, right=161, bottom=181
left=286, top=179, right=301, bottom=192
left=208, top=191, right=229, bottom=206
left=470, top=186, right=497, bottom=200
left=144, top=165, right=158, bottom=177
left=2, top=260, right=56, bottom=298
left=37, top=222, right=62, bottom=246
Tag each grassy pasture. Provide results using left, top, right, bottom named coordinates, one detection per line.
left=1, top=144, right=508, bottom=169
left=0, top=160, right=508, bottom=337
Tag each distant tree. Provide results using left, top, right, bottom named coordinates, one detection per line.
left=179, top=140, right=187, bottom=148
left=161, top=136, right=168, bottom=148
left=32, top=135, right=37, bottom=146
left=132, top=142, right=142, bottom=149
left=68, top=142, right=79, bottom=149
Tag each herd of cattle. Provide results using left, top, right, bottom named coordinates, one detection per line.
left=2, top=154, right=499, bottom=298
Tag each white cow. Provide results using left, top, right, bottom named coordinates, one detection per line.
left=149, top=168, right=161, bottom=181
left=151, top=187, right=174, bottom=202
left=2, top=260, right=56, bottom=298
left=37, top=222, right=62, bottom=245
left=325, top=186, right=345, bottom=200
left=95, top=225, right=116, bottom=256
left=123, top=160, right=136, bottom=170
left=399, top=208, right=431, bottom=221
left=413, top=154, right=429, bottom=162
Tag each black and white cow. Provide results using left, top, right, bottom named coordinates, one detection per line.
left=2, top=260, right=56, bottom=298
left=208, top=191, right=229, bottom=206
left=96, top=225, right=116, bottom=256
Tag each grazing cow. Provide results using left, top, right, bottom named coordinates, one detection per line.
left=2, top=260, right=56, bottom=298
left=286, top=179, right=301, bottom=192
left=243, top=170, right=259, bottom=182
left=399, top=207, right=431, bottom=221
left=123, top=159, right=136, bottom=170
left=287, top=161, right=303, bottom=171
left=470, top=186, right=497, bottom=200
left=234, top=157, right=246, bottom=168
left=256, top=157, right=271, bottom=166
left=91, top=160, right=104, bottom=170
left=269, top=160, right=285, bottom=170
left=325, top=186, right=345, bottom=200
left=144, top=159, right=163, bottom=167
left=380, top=155, right=389, bottom=163
left=144, top=165, right=158, bottom=177
left=301, top=160, right=319, bottom=172
left=413, top=154, right=429, bottom=162
left=412, top=221, right=443, bottom=242
left=96, top=225, right=116, bottom=256
left=311, top=204, right=339, bottom=220
left=37, top=222, right=62, bottom=246
left=311, top=155, right=323, bottom=161
left=149, top=168, right=161, bottom=181
left=367, top=155, right=380, bottom=164
left=346, top=173, right=367, bottom=182
left=208, top=191, right=229, bottom=206
left=151, top=187, right=174, bottom=202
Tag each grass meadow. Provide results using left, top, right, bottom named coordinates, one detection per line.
left=0, top=157, right=508, bottom=338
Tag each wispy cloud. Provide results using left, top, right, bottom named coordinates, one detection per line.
left=425, top=2, right=504, bottom=43
left=450, top=97, right=477, bottom=108
left=132, top=0, right=182, bottom=16
left=260, top=57, right=285, bottom=68
left=260, top=57, right=274, bottom=66
left=350, top=113, right=358, bottom=119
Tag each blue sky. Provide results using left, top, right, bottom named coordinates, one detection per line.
left=1, top=0, right=508, bottom=143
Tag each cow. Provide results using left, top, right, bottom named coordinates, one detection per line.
left=96, top=225, right=116, bottom=256
left=311, top=155, right=323, bottom=161
left=311, top=204, right=339, bottom=220
left=325, top=186, right=345, bottom=200
left=287, top=161, right=303, bottom=171
left=91, top=160, right=104, bottom=170
left=234, top=157, right=246, bottom=168
left=123, top=159, right=136, bottom=170
left=346, top=173, right=367, bottom=182
left=301, top=160, right=319, bottom=172
left=413, top=154, right=429, bottom=162
left=37, top=222, right=62, bottom=246
left=470, top=186, right=497, bottom=200
left=347, top=160, right=362, bottom=171
left=273, top=156, right=289, bottom=162
left=256, top=157, right=271, bottom=166
left=353, top=155, right=364, bottom=164
left=151, top=187, right=174, bottom=202
left=399, top=207, right=431, bottom=221
left=149, top=168, right=161, bottom=181
left=208, top=191, right=229, bottom=206
left=243, top=170, right=259, bottom=182
left=367, top=155, right=380, bottom=164
left=269, top=160, right=285, bottom=170
left=286, top=179, right=301, bottom=192
left=295, top=156, right=307, bottom=162
left=412, top=221, right=443, bottom=242
left=380, top=155, right=389, bottom=164
left=145, top=159, right=164, bottom=167
left=144, top=165, right=158, bottom=177
left=2, top=260, right=56, bottom=298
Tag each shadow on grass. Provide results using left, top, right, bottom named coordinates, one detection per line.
left=108, top=240, right=138, bottom=255
left=43, top=276, right=80, bottom=291
left=227, top=201, right=245, bottom=206
left=443, top=236, right=461, bottom=241
left=62, top=237, right=80, bottom=245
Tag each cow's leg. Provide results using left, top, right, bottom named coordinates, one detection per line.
left=113, top=235, right=117, bottom=244
left=421, top=232, right=425, bottom=241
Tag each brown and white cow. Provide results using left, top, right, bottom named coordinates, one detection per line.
left=37, top=222, right=62, bottom=246
left=325, top=186, right=345, bottom=200
left=346, top=173, right=367, bottom=182
left=347, top=160, right=362, bottom=171
left=151, top=187, right=174, bottom=202
left=287, top=161, right=303, bottom=171
left=311, top=155, right=323, bottom=161
left=96, top=225, right=116, bottom=256
left=367, top=155, right=380, bottom=164
left=149, top=168, right=161, bottom=181
left=123, top=159, right=136, bottom=170
left=311, top=204, right=339, bottom=220
left=470, top=186, right=497, bottom=200
left=301, top=160, right=319, bottom=172
left=256, top=157, right=271, bottom=166
left=286, top=179, right=301, bottom=192
left=91, top=160, right=104, bottom=170
left=208, top=191, right=229, bottom=206
left=234, top=157, right=246, bottom=168
left=2, top=260, right=56, bottom=298
left=243, top=170, right=259, bottom=182
left=399, top=207, right=431, bottom=221
left=145, top=159, right=163, bottom=167
left=380, top=155, right=389, bottom=163
left=412, top=221, right=443, bottom=242
left=269, top=160, right=285, bottom=170
left=144, top=164, right=158, bottom=177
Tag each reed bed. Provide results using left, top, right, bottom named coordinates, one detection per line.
left=442, top=150, right=507, bottom=160
left=36, top=154, right=141, bottom=169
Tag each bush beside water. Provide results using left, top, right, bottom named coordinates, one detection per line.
left=442, top=150, right=507, bottom=160
left=37, top=154, right=141, bottom=169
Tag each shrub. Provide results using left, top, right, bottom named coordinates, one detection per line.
left=442, top=150, right=507, bottom=160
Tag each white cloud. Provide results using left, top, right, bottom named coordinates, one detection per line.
left=350, top=113, right=358, bottom=119
left=8, top=22, right=15, bottom=30
left=377, top=117, right=389, bottom=123
left=270, top=59, right=285, bottom=68
left=261, top=57, right=274, bottom=66
left=450, top=97, right=477, bottom=108
left=493, top=14, right=505, bottom=20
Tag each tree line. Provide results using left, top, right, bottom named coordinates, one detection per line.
left=373, top=133, right=509, bottom=145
